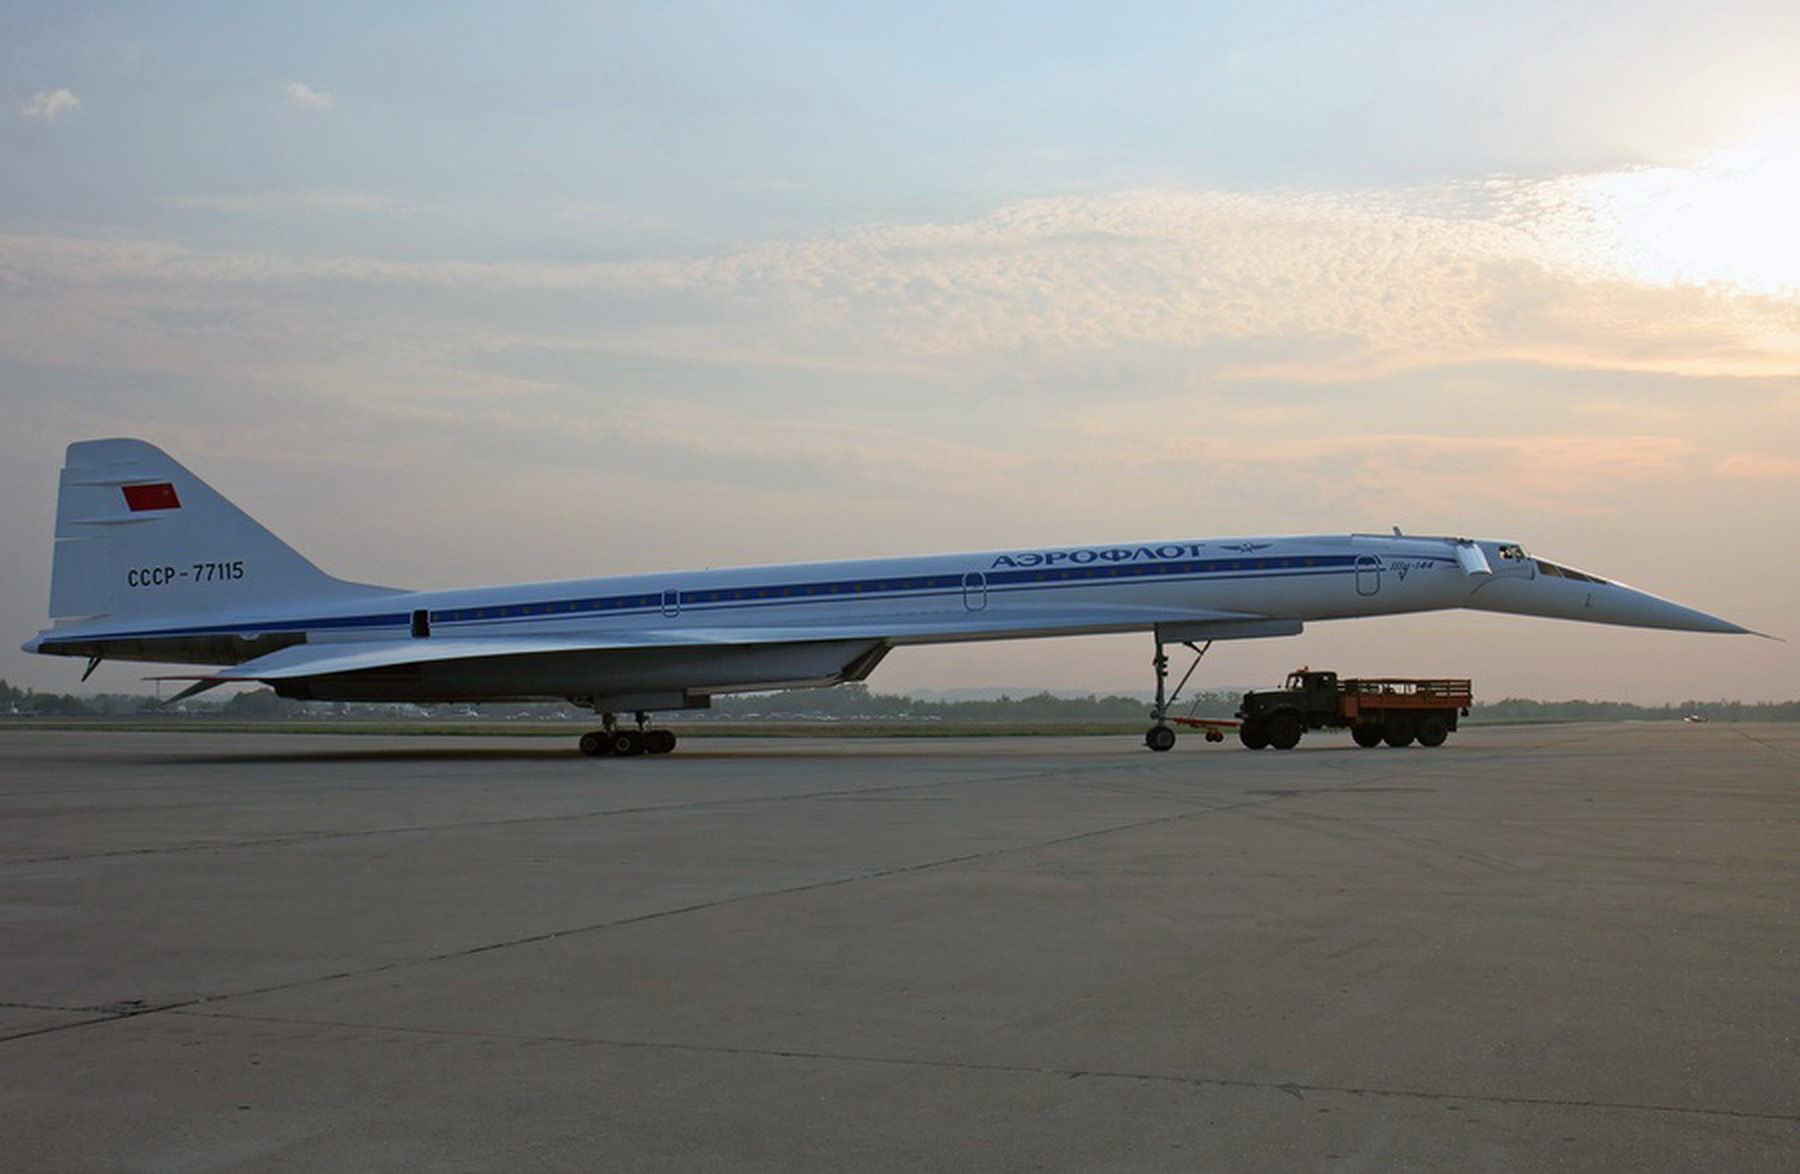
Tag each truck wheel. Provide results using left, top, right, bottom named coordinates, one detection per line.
left=1239, top=717, right=1270, bottom=750
left=1416, top=715, right=1449, bottom=747
left=1351, top=724, right=1382, bottom=748
left=1382, top=717, right=1415, bottom=748
left=1268, top=711, right=1304, bottom=750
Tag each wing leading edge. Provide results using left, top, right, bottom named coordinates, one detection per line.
left=160, top=605, right=1301, bottom=688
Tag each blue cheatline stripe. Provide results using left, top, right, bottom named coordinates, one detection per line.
left=60, top=552, right=1411, bottom=645
left=431, top=554, right=1365, bottom=628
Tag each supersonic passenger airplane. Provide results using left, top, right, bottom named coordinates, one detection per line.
left=25, top=439, right=1751, bottom=756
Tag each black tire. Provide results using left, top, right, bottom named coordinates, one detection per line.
left=645, top=729, right=678, bottom=754
left=578, top=731, right=609, bottom=757
left=610, top=730, right=645, bottom=757
left=1382, top=717, right=1415, bottom=748
left=1415, top=715, right=1449, bottom=748
left=1351, top=723, right=1382, bottom=748
left=1145, top=725, right=1177, bottom=752
left=1239, top=717, right=1270, bottom=750
left=1267, top=711, right=1304, bottom=750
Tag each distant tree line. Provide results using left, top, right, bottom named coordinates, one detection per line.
left=1472, top=697, right=1800, bottom=723
left=3, top=680, right=1796, bottom=723
left=0, top=680, right=305, bottom=717
left=707, top=684, right=1180, bottom=722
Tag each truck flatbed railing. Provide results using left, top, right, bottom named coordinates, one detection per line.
left=1339, top=678, right=1473, bottom=703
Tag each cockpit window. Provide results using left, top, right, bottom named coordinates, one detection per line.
left=1498, top=544, right=1527, bottom=561
left=1537, top=560, right=1608, bottom=585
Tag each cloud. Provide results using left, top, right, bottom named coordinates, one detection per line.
left=20, top=88, right=80, bottom=120
left=652, top=185, right=1800, bottom=381
left=1719, top=453, right=1800, bottom=480
left=4, top=171, right=1797, bottom=401
left=284, top=81, right=334, bottom=109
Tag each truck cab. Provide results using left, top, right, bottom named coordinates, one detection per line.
left=1235, top=669, right=1335, bottom=749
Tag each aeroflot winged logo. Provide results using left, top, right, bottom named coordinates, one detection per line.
left=991, top=543, right=1213, bottom=569
left=122, top=482, right=181, bottom=512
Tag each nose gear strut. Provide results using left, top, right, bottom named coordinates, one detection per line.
left=1145, top=638, right=1215, bottom=751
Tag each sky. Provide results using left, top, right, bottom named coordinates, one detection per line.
left=2, top=0, right=1796, bottom=704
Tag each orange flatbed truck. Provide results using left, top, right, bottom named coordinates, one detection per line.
left=1234, top=669, right=1472, bottom=750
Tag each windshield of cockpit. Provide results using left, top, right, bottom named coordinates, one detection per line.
left=1495, top=543, right=1608, bottom=583
left=1534, top=559, right=1609, bottom=584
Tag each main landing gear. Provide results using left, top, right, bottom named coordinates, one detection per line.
left=1144, top=638, right=1218, bottom=752
left=578, top=711, right=678, bottom=758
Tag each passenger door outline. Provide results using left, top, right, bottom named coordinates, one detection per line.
left=1355, top=554, right=1382, bottom=597
left=962, top=571, right=988, bottom=612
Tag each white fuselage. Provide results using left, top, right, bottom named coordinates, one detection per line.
left=60, top=532, right=1469, bottom=654
left=27, top=530, right=1740, bottom=710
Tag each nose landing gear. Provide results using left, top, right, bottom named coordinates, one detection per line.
left=1144, top=638, right=1216, bottom=752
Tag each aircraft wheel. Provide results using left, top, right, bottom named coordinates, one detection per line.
left=1238, top=718, right=1270, bottom=750
left=1351, top=723, right=1383, bottom=748
left=578, top=731, right=610, bottom=757
left=1267, top=711, right=1304, bottom=750
left=1382, top=717, right=1416, bottom=748
left=645, top=729, right=678, bottom=754
left=610, top=730, right=646, bottom=757
left=1144, top=725, right=1177, bottom=752
left=1415, top=716, right=1449, bottom=748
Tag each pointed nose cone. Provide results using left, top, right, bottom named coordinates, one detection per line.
left=1466, top=574, right=1749, bottom=634
left=1579, top=586, right=1749, bottom=633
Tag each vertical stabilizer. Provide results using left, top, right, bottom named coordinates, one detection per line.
left=48, top=438, right=398, bottom=623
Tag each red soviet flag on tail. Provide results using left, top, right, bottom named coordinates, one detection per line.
left=122, top=482, right=181, bottom=511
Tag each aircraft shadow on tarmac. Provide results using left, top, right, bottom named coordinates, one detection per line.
left=144, top=742, right=935, bottom=766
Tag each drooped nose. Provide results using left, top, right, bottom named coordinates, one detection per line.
left=1465, top=572, right=1750, bottom=633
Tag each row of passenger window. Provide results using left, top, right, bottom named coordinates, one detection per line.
left=432, top=557, right=1343, bottom=623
